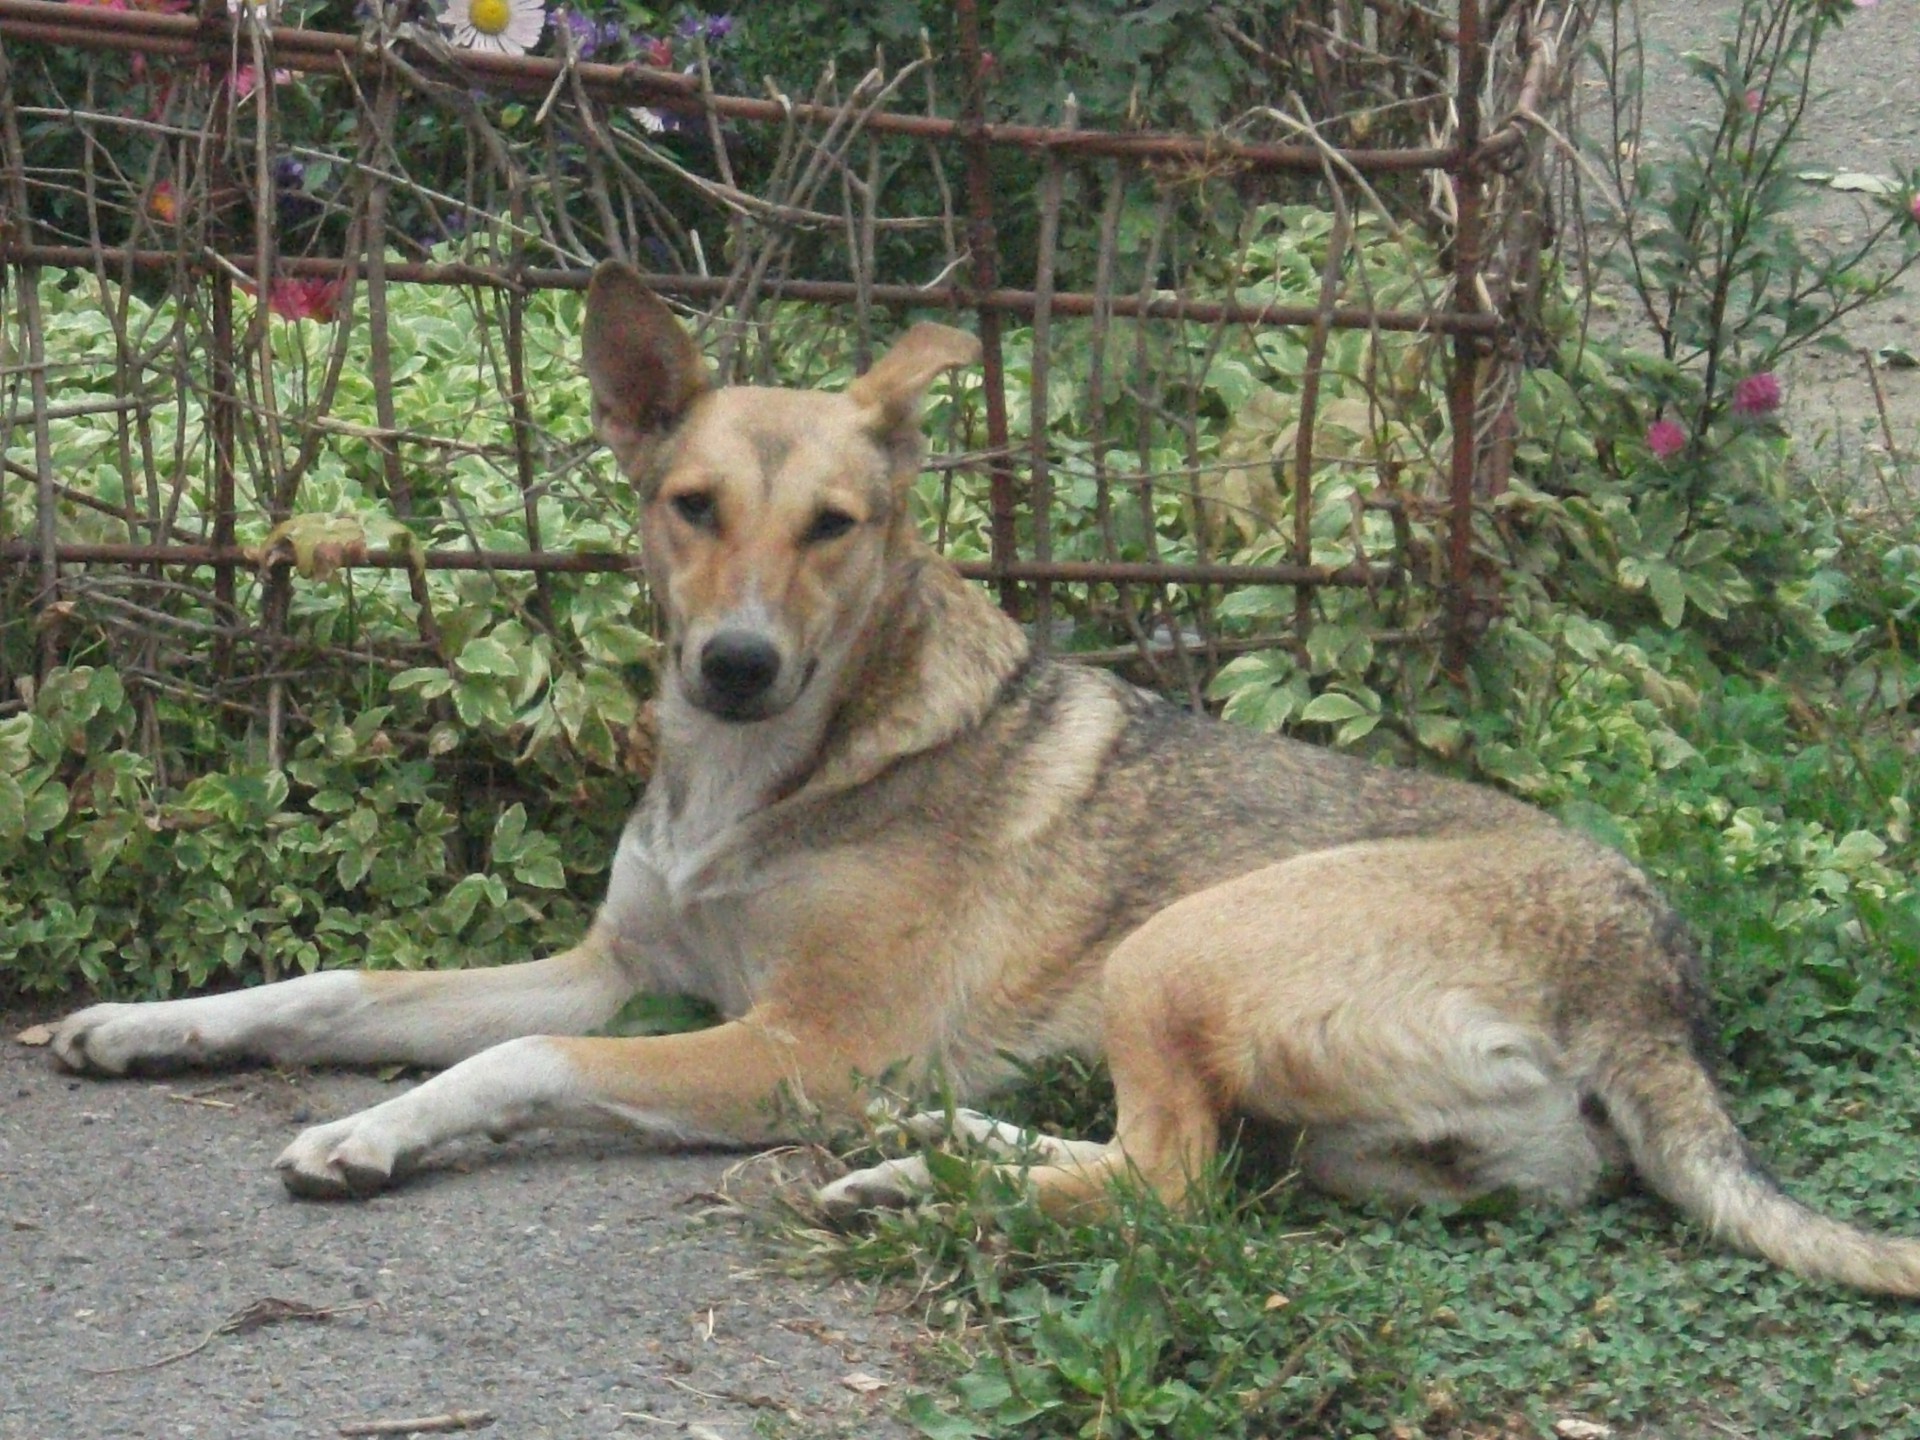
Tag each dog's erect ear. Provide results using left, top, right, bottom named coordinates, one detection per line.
left=583, top=261, right=710, bottom=478
left=847, top=322, right=981, bottom=461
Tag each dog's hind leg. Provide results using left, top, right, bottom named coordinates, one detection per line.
left=1014, top=934, right=1237, bottom=1220
left=50, top=926, right=638, bottom=1075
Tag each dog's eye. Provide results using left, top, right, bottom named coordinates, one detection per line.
left=804, top=509, right=857, bottom=545
left=670, top=491, right=717, bottom=530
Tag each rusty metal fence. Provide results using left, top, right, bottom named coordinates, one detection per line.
left=2, top=0, right=1588, bottom=741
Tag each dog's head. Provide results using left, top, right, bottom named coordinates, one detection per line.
left=583, top=262, right=980, bottom=725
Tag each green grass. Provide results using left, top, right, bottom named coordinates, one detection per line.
left=791, top=1019, right=1920, bottom=1439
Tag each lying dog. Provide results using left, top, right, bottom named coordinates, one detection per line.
left=48, top=261, right=1920, bottom=1295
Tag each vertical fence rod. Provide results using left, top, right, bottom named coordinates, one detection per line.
left=1291, top=198, right=1352, bottom=670
left=208, top=275, right=240, bottom=680
left=954, top=0, right=1018, bottom=615
left=1027, top=107, right=1068, bottom=659
left=0, top=38, right=61, bottom=681
left=1445, top=0, right=1488, bottom=672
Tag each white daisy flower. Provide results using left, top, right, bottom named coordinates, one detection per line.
left=441, top=0, right=547, bottom=56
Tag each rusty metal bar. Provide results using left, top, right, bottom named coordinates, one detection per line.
left=0, top=0, right=1527, bottom=174
left=1291, top=200, right=1352, bottom=667
left=0, top=540, right=1390, bottom=590
left=0, top=243, right=1503, bottom=336
left=1027, top=106, right=1069, bottom=658
left=1444, top=0, right=1488, bottom=672
left=955, top=0, right=1017, bottom=612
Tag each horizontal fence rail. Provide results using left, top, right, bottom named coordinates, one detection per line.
left=3, top=0, right=1586, bottom=754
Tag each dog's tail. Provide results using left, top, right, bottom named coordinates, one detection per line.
left=1598, top=1037, right=1920, bottom=1296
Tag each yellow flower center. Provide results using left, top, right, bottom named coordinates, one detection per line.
left=469, top=0, right=510, bottom=34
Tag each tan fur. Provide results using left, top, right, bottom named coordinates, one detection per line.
left=47, top=261, right=1920, bottom=1296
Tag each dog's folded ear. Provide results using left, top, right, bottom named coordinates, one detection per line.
left=848, top=323, right=981, bottom=458
left=583, top=261, right=711, bottom=479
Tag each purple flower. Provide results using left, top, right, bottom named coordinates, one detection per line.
left=273, top=154, right=306, bottom=190
left=1731, top=372, right=1782, bottom=417
left=675, top=12, right=732, bottom=44
left=559, top=7, right=599, bottom=56
left=1646, top=419, right=1687, bottom=460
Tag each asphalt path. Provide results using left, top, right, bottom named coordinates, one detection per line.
left=1, top=1012, right=916, bottom=1440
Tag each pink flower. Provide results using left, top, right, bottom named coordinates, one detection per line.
left=1646, top=419, right=1687, bottom=460
left=1909, top=193, right=1920, bottom=224
left=231, top=64, right=293, bottom=100
left=1731, top=372, right=1782, bottom=416
left=1744, top=89, right=1762, bottom=114
left=245, top=277, right=346, bottom=322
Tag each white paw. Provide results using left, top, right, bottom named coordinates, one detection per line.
left=897, top=1108, right=1105, bottom=1167
left=816, top=1110, right=1108, bottom=1221
left=274, top=1114, right=406, bottom=1200
left=49, top=1003, right=192, bottom=1075
left=815, top=1156, right=935, bottom=1222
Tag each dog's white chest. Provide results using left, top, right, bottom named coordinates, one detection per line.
left=597, top=711, right=810, bottom=1014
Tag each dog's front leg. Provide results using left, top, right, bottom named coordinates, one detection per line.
left=49, top=931, right=637, bottom=1075
left=273, top=1010, right=851, bottom=1197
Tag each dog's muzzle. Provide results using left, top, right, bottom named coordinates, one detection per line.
left=697, top=629, right=785, bottom=721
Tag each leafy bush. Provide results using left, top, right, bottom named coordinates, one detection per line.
left=1, top=273, right=644, bottom=996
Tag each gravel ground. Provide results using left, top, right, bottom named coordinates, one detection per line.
left=1, top=1014, right=917, bottom=1440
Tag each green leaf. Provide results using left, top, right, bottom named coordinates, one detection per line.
left=24, top=780, right=69, bottom=837
left=456, top=636, right=520, bottom=678
left=491, top=803, right=528, bottom=862
left=392, top=666, right=455, bottom=699
left=513, top=853, right=566, bottom=890
left=0, top=773, right=25, bottom=841
left=337, top=847, right=374, bottom=891
left=1299, top=691, right=1370, bottom=724
left=1646, top=560, right=1687, bottom=627
left=905, top=1392, right=991, bottom=1440
left=922, top=1146, right=978, bottom=1194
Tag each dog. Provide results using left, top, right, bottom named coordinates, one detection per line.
left=46, top=260, right=1920, bottom=1296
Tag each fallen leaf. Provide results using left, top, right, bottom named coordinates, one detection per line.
left=1263, top=1293, right=1290, bottom=1311
left=15, top=1024, right=53, bottom=1047
left=1554, top=1420, right=1613, bottom=1440
left=840, top=1371, right=890, bottom=1395
left=1829, top=171, right=1899, bottom=195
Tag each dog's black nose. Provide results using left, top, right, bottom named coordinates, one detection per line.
left=699, top=631, right=782, bottom=711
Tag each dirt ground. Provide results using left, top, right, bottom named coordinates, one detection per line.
left=3, top=10, right=1916, bottom=1440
